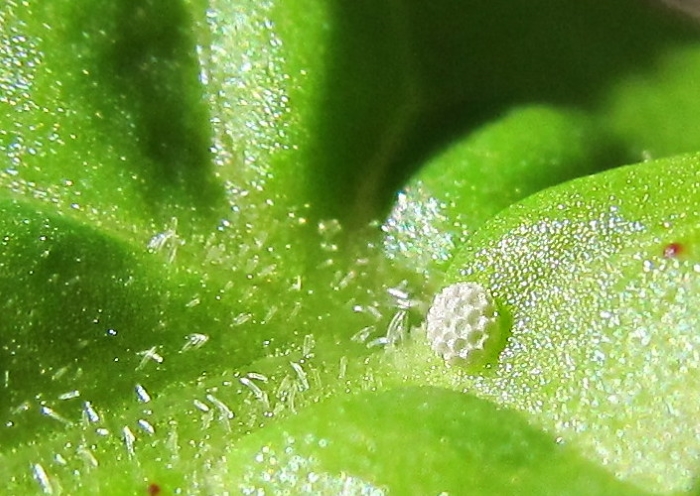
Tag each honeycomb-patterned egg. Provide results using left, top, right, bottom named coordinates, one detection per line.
left=426, top=282, right=501, bottom=366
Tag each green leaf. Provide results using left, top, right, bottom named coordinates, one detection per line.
left=605, top=44, right=700, bottom=161
left=383, top=153, right=700, bottom=493
left=0, top=197, right=239, bottom=445
left=220, top=387, right=648, bottom=496
left=382, top=104, right=625, bottom=278
left=3, top=0, right=700, bottom=492
left=0, top=0, right=222, bottom=236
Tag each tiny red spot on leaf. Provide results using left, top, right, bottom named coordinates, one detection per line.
left=663, top=242, right=683, bottom=258
left=147, top=483, right=161, bottom=496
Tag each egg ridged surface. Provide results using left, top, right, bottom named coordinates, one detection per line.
left=426, top=282, right=500, bottom=365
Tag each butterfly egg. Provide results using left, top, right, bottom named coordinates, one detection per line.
left=426, top=282, right=501, bottom=367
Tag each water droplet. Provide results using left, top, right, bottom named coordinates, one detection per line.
left=135, top=384, right=152, bottom=403
left=137, top=418, right=156, bottom=436
left=40, top=406, right=72, bottom=426
left=181, top=333, right=209, bottom=352
left=136, top=346, right=164, bottom=370
left=206, top=393, right=235, bottom=420
left=122, top=426, right=136, bottom=458
left=193, top=399, right=210, bottom=413
left=290, top=361, right=309, bottom=391
left=83, top=401, right=100, bottom=423
left=31, top=463, right=53, bottom=494
left=57, top=390, right=80, bottom=401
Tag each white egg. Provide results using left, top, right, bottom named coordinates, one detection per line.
left=426, top=282, right=501, bottom=366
